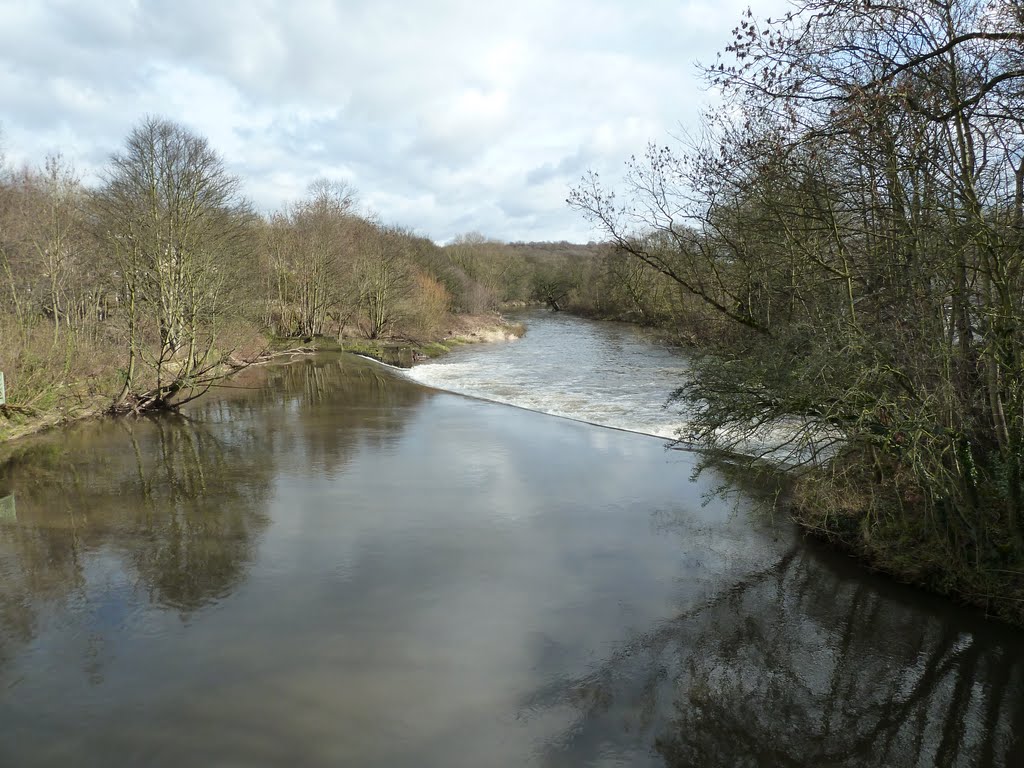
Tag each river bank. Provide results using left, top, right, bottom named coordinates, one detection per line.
left=0, top=312, right=523, bottom=449
left=787, top=482, right=1024, bottom=627
left=338, top=312, right=525, bottom=368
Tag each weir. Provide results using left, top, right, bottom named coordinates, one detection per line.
left=0, top=329, right=1021, bottom=766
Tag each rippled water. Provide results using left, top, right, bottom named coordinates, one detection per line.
left=406, top=311, right=836, bottom=463
left=404, top=310, right=691, bottom=440
left=0, top=330, right=1022, bottom=767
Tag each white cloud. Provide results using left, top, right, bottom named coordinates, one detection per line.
left=0, top=0, right=790, bottom=242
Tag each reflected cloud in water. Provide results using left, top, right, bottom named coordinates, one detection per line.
left=523, top=528, right=1024, bottom=767
left=0, top=354, right=1021, bottom=767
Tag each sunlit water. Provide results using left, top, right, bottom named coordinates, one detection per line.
left=0, top=327, right=1022, bottom=767
left=404, top=310, right=691, bottom=440
left=403, top=311, right=814, bottom=460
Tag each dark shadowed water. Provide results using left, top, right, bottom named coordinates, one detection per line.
left=1, top=317, right=1023, bottom=767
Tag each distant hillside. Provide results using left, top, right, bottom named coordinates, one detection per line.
left=506, top=241, right=606, bottom=259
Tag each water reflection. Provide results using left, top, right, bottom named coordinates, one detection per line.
left=0, top=415, right=271, bottom=657
left=120, top=416, right=270, bottom=612
left=524, top=532, right=1024, bottom=767
left=0, top=355, right=425, bottom=670
left=0, top=352, right=1022, bottom=767
left=196, top=355, right=429, bottom=477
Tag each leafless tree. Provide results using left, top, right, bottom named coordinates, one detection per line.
left=94, top=116, right=255, bottom=411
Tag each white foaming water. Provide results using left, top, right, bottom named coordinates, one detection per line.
left=402, top=311, right=693, bottom=440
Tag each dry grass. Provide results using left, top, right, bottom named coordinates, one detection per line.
left=0, top=317, right=124, bottom=440
left=443, top=312, right=526, bottom=342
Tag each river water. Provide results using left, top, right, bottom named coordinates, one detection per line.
left=405, top=310, right=692, bottom=440
left=1, top=312, right=1022, bottom=767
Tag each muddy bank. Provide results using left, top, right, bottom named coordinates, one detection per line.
left=340, top=313, right=525, bottom=368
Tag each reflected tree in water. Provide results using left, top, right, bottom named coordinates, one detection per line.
left=0, top=444, right=91, bottom=678
left=119, top=416, right=271, bottom=612
left=0, top=407, right=274, bottom=674
left=195, top=355, right=429, bottom=478
left=523, top=543, right=1024, bottom=767
left=0, top=354, right=429, bottom=676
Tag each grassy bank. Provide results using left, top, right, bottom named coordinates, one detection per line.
left=0, top=313, right=525, bottom=447
left=338, top=313, right=525, bottom=368
left=787, top=472, right=1024, bottom=626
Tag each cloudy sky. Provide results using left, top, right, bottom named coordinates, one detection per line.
left=0, top=0, right=788, bottom=243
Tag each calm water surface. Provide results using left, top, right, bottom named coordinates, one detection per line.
left=1, top=313, right=1022, bottom=767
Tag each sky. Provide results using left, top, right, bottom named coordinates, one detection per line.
left=0, top=0, right=789, bottom=243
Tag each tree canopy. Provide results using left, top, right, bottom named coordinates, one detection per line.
left=571, top=0, right=1024, bottom=620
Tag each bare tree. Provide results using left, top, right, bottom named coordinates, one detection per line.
left=262, top=179, right=358, bottom=339
left=355, top=224, right=414, bottom=339
left=94, top=116, right=255, bottom=411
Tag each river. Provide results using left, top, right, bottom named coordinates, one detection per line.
left=0, top=311, right=1022, bottom=767
left=405, top=310, right=692, bottom=440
